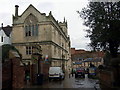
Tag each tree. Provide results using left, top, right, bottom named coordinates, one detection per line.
left=78, top=2, right=120, bottom=57
left=2, top=44, right=22, bottom=63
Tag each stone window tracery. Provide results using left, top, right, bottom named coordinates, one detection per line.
left=26, top=46, right=34, bottom=55
left=24, top=14, right=38, bottom=37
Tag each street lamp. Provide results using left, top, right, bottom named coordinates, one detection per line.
left=37, top=53, right=42, bottom=75
left=32, top=45, right=43, bottom=85
left=62, top=44, right=65, bottom=73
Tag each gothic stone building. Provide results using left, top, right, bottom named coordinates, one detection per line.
left=11, top=4, right=71, bottom=71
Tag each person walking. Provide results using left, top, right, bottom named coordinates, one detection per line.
left=68, top=69, right=71, bottom=78
left=26, top=73, right=30, bottom=85
left=25, top=71, right=30, bottom=85
left=71, top=68, right=74, bottom=77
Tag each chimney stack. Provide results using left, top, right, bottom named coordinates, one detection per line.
left=15, top=5, right=19, bottom=17
left=1, top=23, right=3, bottom=28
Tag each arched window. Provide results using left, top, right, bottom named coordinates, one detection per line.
left=24, top=14, right=38, bottom=37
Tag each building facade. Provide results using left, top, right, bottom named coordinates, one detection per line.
left=0, top=24, right=12, bottom=46
left=12, top=5, right=71, bottom=71
left=71, top=48, right=104, bottom=69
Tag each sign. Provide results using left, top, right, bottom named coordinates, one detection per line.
left=89, top=67, right=96, bottom=75
left=45, top=55, right=48, bottom=61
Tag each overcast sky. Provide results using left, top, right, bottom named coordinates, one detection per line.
left=0, top=0, right=91, bottom=50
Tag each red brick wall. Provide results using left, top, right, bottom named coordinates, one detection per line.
left=29, top=61, right=50, bottom=84
left=30, top=64, right=37, bottom=84
left=99, top=70, right=113, bottom=88
left=2, top=60, right=12, bottom=89
left=71, top=48, right=76, bottom=55
left=75, top=50, right=86, bottom=54
left=12, top=58, right=25, bottom=88
left=2, top=58, right=25, bottom=89
left=41, top=62, right=49, bottom=80
left=71, top=48, right=86, bottom=55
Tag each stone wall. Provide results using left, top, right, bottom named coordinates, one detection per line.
left=12, top=5, right=71, bottom=70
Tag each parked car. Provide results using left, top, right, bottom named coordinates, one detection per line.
left=48, top=67, right=65, bottom=81
left=75, top=68, right=85, bottom=78
left=85, top=68, right=89, bottom=74
left=88, top=67, right=96, bottom=78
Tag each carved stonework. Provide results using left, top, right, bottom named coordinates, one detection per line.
left=24, top=14, right=38, bottom=25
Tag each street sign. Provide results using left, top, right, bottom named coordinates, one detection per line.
left=45, top=55, right=48, bottom=61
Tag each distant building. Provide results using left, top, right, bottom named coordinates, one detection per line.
left=71, top=48, right=104, bottom=69
left=0, top=24, right=12, bottom=46
left=71, top=48, right=86, bottom=55
left=12, top=5, right=71, bottom=71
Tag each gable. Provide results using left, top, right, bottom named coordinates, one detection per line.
left=13, top=4, right=48, bottom=24
left=24, top=13, right=38, bottom=24
left=21, top=4, right=41, bottom=17
left=0, top=28, right=6, bottom=36
left=2, top=26, right=12, bottom=37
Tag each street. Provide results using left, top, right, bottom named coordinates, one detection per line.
left=26, top=74, right=101, bottom=90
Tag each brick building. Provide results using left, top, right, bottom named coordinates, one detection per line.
left=71, top=48, right=86, bottom=55
left=71, top=48, right=104, bottom=69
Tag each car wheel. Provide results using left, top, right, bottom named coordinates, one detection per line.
left=63, top=76, right=65, bottom=80
left=88, top=74, right=90, bottom=78
left=59, top=76, right=62, bottom=80
left=49, top=78, right=51, bottom=81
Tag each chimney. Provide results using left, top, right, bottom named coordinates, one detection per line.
left=15, top=5, right=19, bottom=17
left=1, top=23, right=3, bottom=28
left=0, top=23, right=3, bottom=30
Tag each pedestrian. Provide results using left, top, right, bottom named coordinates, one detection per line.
left=26, top=74, right=30, bottom=85
left=71, top=69, right=74, bottom=77
left=69, top=69, right=71, bottom=78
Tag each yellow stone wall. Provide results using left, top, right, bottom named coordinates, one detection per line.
left=12, top=5, right=71, bottom=71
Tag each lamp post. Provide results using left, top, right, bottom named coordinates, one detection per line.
left=37, top=47, right=43, bottom=85
left=62, top=44, right=65, bottom=73
left=37, top=53, right=42, bottom=75
left=32, top=45, right=43, bottom=85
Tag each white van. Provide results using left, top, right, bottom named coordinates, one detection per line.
left=49, top=67, right=65, bottom=80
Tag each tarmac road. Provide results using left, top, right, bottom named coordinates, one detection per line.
left=26, top=74, right=101, bottom=90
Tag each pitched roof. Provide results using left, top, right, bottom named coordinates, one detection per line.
left=2, top=25, right=12, bottom=37
left=20, top=4, right=43, bottom=17
left=84, top=58, right=102, bottom=62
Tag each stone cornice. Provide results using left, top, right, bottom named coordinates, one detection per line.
left=12, top=41, right=68, bottom=53
left=12, top=20, right=69, bottom=41
left=23, top=58, right=68, bottom=61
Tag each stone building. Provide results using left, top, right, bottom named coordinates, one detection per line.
left=11, top=4, right=71, bottom=71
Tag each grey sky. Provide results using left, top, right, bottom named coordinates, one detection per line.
left=0, top=0, right=90, bottom=50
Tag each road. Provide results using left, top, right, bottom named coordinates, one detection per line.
left=26, top=74, right=101, bottom=90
